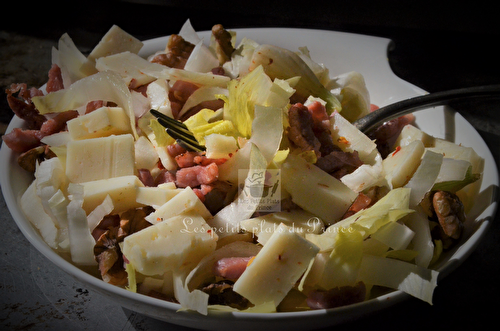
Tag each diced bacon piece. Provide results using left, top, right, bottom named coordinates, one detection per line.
left=46, top=64, right=64, bottom=93
left=211, top=66, right=225, bottom=75
left=169, top=80, right=199, bottom=119
left=39, top=110, right=78, bottom=136
left=199, top=184, right=214, bottom=195
left=3, top=108, right=77, bottom=155
left=315, top=149, right=363, bottom=180
left=6, top=83, right=45, bottom=130
left=306, top=101, right=337, bottom=155
left=368, top=114, right=415, bottom=158
left=6, top=83, right=43, bottom=101
left=193, top=188, right=205, bottom=201
left=167, top=143, right=187, bottom=158
left=129, top=78, right=142, bottom=90
left=213, top=256, right=254, bottom=280
left=175, top=151, right=200, bottom=168
left=154, top=169, right=176, bottom=186
left=193, top=184, right=214, bottom=202
left=175, top=152, right=228, bottom=169
left=175, top=162, right=219, bottom=188
left=130, top=80, right=149, bottom=96
left=85, top=100, right=105, bottom=114
left=137, top=169, right=155, bottom=187
left=342, top=192, right=373, bottom=219
left=167, top=76, right=225, bottom=120
left=2, top=128, right=43, bottom=153
left=193, top=155, right=227, bottom=166
left=306, top=100, right=329, bottom=125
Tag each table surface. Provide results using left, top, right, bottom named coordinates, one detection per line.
left=1, top=1, right=499, bottom=330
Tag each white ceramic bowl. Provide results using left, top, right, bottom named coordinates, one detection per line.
left=1, top=28, right=498, bottom=331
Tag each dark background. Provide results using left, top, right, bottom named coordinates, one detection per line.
left=1, top=1, right=499, bottom=330
left=2, top=0, right=499, bottom=90
left=1, top=0, right=499, bottom=131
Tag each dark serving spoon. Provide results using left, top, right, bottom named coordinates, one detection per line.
left=352, top=84, right=500, bottom=134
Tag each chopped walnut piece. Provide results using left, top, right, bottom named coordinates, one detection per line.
left=150, top=34, right=195, bottom=69
left=117, top=206, right=154, bottom=240
left=96, top=245, right=128, bottom=286
left=93, top=207, right=153, bottom=286
left=17, top=145, right=55, bottom=172
left=201, top=280, right=252, bottom=310
left=432, top=190, right=465, bottom=249
left=211, top=24, right=235, bottom=65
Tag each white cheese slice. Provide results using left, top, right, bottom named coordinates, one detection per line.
left=382, top=140, right=425, bottom=188
left=95, top=51, right=161, bottom=87
left=145, top=187, right=211, bottom=224
left=233, top=223, right=319, bottom=307
left=80, top=175, right=144, bottom=214
left=66, top=134, right=135, bottom=183
left=330, top=111, right=378, bottom=164
left=428, top=138, right=483, bottom=174
left=204, top=133, right=238, bottom=159
left=87, top=25, right=143, bottom=62
left=394, top=124, right=435, bottom=148
left=136, top=186, right=181, bottom=209
left=281, top=154, right=357, bottom=225
left=67, top=106, right=131, bottom=140
left=122, top=212, right=217, bottom=276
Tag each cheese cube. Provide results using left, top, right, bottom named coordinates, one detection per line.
left=87, top=25, right=143, bottom=62
left=122, top=212, right=217, bottom=276
left=136, top=186, right=181, bottom=208
left=66, top=134, right=135, bottom=183
left=233, top=223, right=319, bottom=306
left=80, top=175, right=144, bottom=214
left=67, top=106, right=131, bottom=140
left=393, top=124, right=435, bottom=148
left=382, top=140, right=425, bottom=188
left=204, top=134, right=239, bottom=159
left=145, top=187, right=212, bottom=224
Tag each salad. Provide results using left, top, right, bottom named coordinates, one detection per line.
left=1, top=20, right=483, bottom=314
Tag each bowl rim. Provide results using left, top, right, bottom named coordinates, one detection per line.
left=1, top=26, right=498, bottom=328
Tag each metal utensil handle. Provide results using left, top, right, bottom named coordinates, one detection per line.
left=353, top=84, right=500, bottom=133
